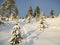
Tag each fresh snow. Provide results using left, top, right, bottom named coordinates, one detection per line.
left=0, top=18, right=60, bottom=45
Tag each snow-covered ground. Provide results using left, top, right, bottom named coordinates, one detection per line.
left=0, top=18, right=60, bottom=45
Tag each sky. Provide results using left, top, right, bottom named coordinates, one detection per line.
left=0, top=0, right=60, bottom=17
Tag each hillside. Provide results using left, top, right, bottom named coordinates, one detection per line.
left=0, top=18, right=60, bottom=45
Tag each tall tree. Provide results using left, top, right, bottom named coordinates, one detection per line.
left=26, top=6, right=33, bottom=18
left=34, top=6, right=40, bottom=17
left=50, top=10, right=54, bottom=18
left=0, top=0, right=18, bottom=18
left=28, top=6, right=33, bottom=16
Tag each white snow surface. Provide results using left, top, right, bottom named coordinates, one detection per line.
left=0, top=18, right=60, bottom=45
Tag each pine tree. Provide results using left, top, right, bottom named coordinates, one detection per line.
left=28, top=6, right=33, bottom=16
left=34, top=6, right=40, bottom=17
left=40, top=12, right=46, bottom=19
left=26, top=6, right=33, bottom=18
left=50, top=10, right=54, bottom=18
left=9, top=23, right=23, bottom=45
left=0, top=0, right=18, bottom=18
left=38, top=17, right=47, bottom=31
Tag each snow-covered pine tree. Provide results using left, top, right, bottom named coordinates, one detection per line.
left=38, top=17, right=47, bottom=31
left=9, top=23, right=23, bottom=45
left=0, top=0, right=18, bottom=19
left=40, top=12, right=46, bottom=19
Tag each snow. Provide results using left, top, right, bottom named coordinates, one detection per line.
left=0, top=18, right=60, bottom=45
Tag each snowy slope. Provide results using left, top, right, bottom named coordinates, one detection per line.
left=0, top=18, right=60, bottom=45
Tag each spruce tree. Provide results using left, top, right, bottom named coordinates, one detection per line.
left=0, top=0, right=18, bottom=18
left=34, top=6, right=40, bottom=17
left=28, top=6, right=33, bottom=16
left=50, top=10, right=54, bottom=18
left=40, top=12, right=46, bottom=19
left=26, top=6, right=33, bottom=18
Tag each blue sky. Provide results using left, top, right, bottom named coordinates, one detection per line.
left=0, top=0, right=60, bottom=17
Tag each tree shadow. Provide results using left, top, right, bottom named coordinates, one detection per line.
left=21, top=30, right=43, bottom=45
left=22, top=30, right=36, bottom=39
